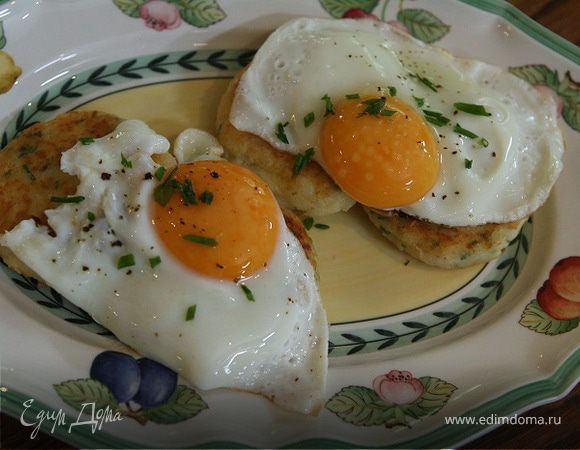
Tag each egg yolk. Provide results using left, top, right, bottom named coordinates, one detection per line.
left=152, top=160, right=280, bottom=280
left=320, top=96, right=440, bottom=208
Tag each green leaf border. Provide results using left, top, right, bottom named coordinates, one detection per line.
left=1, top=267, right=114, bottom=336
left=0, top=49, right=255, bottom=144
left=329, top=218, right=532, bottom=356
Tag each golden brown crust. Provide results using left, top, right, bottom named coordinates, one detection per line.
left=365, top=208, right=526, bottom=268
left=0, top=111, right=122, bottom=277
left=282, top=209, right=317, bottom=272
left=216, top=69, right=355, bottom=216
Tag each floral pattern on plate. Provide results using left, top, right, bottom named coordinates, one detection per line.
left=0, top=1, right=578, bottom=447
left=520, top=257, right=580, bottom=335
left=54, top=351, right=208, bottom=425
left=112, top=0, right=226, bottom=30
left=326, top=369, right=456, bottom=428
left=509, top=65, right=580, bottom=132
left=320, top=0, right=450, bottom=43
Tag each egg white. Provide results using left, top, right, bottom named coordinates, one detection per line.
left=1, top=120, right=328, bottom=414
left=230, top=17, right=564, bottom=226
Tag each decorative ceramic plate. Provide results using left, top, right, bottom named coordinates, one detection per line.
left=0, top=0, right=578, bottom=447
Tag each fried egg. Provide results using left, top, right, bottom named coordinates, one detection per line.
left=230, top=17, right=564, bottom=226
left=1, top=120, right=328, bottom=415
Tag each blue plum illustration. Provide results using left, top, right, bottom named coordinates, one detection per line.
left=132, top=358, right=178, bottom=407
left=89, top=351, right=141, bottom=402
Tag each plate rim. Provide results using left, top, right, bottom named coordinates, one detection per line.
left=0, top=0, right=578, bottom=447
left=2, top=347, right=578, bottom=448
left=458, top=0, right=579, bottom=64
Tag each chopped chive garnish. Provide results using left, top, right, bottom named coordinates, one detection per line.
left=180, top=178, right=197, bottom=204
left=154, top=166, right=167, bottom=181
left=314, top=223, right=330, bottom=230
left=479, top=137, right=489, bottom=147
left=359, top=97, right=386, bottom=116
left=423, top=110, right=445, bottom=117
left=424, top=116, right=450, bottom=126
left=302, top=217, right=314, bottom=230
left=345, top=93, right=360, bottom=99
left=453, top=102, right=491, bottom=116
left=413, top=96, right=425, bottom=107
left=275, top=122, right=289, bottom=144
left=155, top=173, right=199, bottom=206
left=117, top=254, right=135, bottom=269
left=199, top=191, right=213, bottom=204
left=149, top=256, right=161, bottom=268
left=121, top=153, right=132, bottom=168
left=87, top=211, right=96, bottom=222
left=422, top=110, right=450, bottom=126
left=388, top=86, right=397, bottom=96
left=153, top=183, right=174, bottom=207
left=464, top=158, right=473, bottom=169
left=411, top=73, right=439, bottom=92
left=358, top=97, right=398, bottom=117
left=185, top=304, right=197, bottom=321
left=321, top=94, right=335, bottom=116
left=293, top=147, right=315, bottom=176
left=183, top=234, right=218, bottom=247
left=303, top=112, right=315, bottom=128
left=50, top=195, right=85, bottom=203
left=453, top=123, right=478, bottom=139
left=153, top=166, right=178, bottom=206
left=79, top=137, right=94, bottom=145
left=162, top=165, right=177, bottom=181
left=240, top=284, right=255, bottom=302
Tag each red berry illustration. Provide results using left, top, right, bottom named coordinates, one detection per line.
left=342, top=8, right=379, bottom=21
left=537, top=280, right=580, bottom=320
left=372, top=370, right=424, bottom=405
left=140, top=0, right=182, bottom=31
left=548, top=256, right=580, bottom=302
